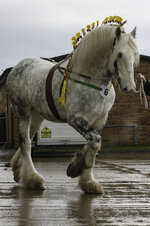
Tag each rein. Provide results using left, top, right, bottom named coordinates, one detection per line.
left=58, top=67, right=102, bottom=92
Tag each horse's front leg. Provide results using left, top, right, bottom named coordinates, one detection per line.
left=67, top=114, right=103, bottom=194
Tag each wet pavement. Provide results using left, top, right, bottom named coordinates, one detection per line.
left=0, top=151, right=150, bottom=225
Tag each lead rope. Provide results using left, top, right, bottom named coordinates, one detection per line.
left=136, top=73, right=148, bottom=109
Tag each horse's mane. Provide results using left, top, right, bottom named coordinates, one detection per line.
left=71, top=24, right=139, bottom=73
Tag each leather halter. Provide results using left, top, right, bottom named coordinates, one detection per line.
left=46, top=64, right=66, bottom=122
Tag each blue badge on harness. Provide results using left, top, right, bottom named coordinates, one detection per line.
left=99, top=85, right=109, bottom=97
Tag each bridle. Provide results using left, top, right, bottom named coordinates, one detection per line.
left=58, top=67, right=103, bottom=92
left=56, top=51, right=120, bottom=93
left=59, top=66, right=91, bottom=80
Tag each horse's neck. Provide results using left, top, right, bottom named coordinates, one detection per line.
left=69, top=50, right=113, bottom=86
left=69, top=29, right=115, bottom=84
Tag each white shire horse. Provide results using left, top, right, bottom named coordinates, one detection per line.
left=6, top=24, right=139, bottom=193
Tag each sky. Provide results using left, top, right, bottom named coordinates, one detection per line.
left=0, top=0, right=150, bottom=73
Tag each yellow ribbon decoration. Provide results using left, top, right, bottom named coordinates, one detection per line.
left=59, top=54, right=73, bottom=106
left=59, top=77, right=67, bottom=106
left=86, top=25, right=91, bottom=32
left=91, top=22, right=95, bottom=29
left=81, top=28, right=86, bottom=36
left=96, top=20, right=99, bottom=26
left=72, top=42, right=77, bottom=48
left=71, top=16, right=127, bottom=49
left=102, top=17, right=108, bottom=24
left=102, top=16, right=126, bottom=26
left=109, top=16, right=114, bottom=23
left=76, top=32, right=82, bottom=38
left=72, top=36, right=77, bottom=41
left=116, top=16, right=123, bottom=24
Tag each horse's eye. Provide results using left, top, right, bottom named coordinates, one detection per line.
left=118, top=52, right=122, bottom=58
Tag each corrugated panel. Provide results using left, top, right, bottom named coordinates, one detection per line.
left=37, top=120, right=86, bottom=145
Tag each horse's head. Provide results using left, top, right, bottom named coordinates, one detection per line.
left=109, top=26, right=139, bottom=92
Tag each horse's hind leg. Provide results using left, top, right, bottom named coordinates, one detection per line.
left=11, top=108, right=44, bottom=189
left=67, top=114, right=103, bottom=194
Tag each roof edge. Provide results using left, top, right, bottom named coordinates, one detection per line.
left=140, top=54, right=150, bottom=62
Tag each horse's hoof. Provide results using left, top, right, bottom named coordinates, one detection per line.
left=67, top=162, right=83, bottom=178
left=78, top=180, right=104, bottom=194
left=20, top=173, right=45, bottom=190
left=66, top=153, right=84, bottom=178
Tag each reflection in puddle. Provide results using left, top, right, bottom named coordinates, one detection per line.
left=11, top=186, right=45, bottom=225
left=68, top=193, right=103, bottom=225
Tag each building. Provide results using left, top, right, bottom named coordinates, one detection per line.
left=103, top=55, right=150, bottom=146
left=0, top=67, right=15, bottom=148
left=0, top=55, right=150, bottom=149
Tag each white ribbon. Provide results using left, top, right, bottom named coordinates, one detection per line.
left=99, top=84, right=109, bottom=97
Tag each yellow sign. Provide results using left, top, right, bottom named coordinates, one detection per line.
left=41, top=127, right=51, bottom=138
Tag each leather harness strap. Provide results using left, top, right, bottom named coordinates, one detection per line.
left=46, top=64, right=66, bottom=122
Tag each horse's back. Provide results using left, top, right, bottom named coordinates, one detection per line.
left=6, top=58, right=59, bottom=120
left=7, top=58, right=53, bottom=88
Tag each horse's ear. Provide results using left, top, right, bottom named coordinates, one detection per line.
left=130, top=27, right=136, bottom=38
left=116, top=27, right=121, bottom=38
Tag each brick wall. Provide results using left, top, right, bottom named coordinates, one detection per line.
left=102, top=58, right=150, bottom=146
left=0, top=85, right=10, bottom=144
left=0, top=84, right=19, bottom=148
